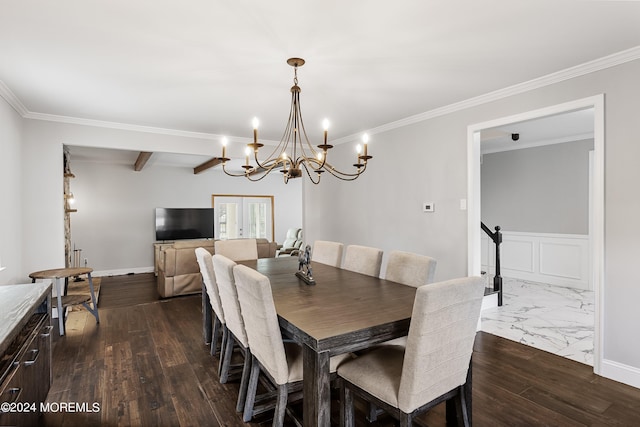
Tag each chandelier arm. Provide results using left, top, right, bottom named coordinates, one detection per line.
left=222, top=163, right=253, bottom=177
left=320, top=161, right=368, bottom=181
left=299, top=161, right=322, bottom=185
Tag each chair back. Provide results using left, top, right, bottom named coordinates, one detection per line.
left=385, top=250, right=437, bottom=287
left=281, top=228, right=302, bottom=249
left=233, top=264, right=289, bottom=385
left=312, top=240, right=344, bottom=267
left=195, top=247, right=225, bottom=323
left=215, top=239, right=258, bottom=261
left=212, top=255, right=248, bottom=348
left=398, top=276, right=485, bottom=413
left=342, top=245, right=383, bottom=277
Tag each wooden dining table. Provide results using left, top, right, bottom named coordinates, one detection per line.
left=240, top=256, right=418, bottom=427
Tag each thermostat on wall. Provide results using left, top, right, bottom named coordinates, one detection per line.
left=423, top=202, right=435, bottom=212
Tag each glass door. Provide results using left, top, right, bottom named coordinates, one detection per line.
left=212, top=195, right=274, bottom=241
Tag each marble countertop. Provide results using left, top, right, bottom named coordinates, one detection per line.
left=0, top=281, right=51, bottom=355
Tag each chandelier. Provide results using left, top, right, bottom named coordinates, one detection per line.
left=216, top=58, right=372, bottom=184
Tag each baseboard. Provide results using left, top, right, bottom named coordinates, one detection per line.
left=92, top=266, right=154, bottom=277
left=600, top=359, right=640, bottom=389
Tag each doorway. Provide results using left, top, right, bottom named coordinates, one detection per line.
left=212, top=194, right=275, bottom=241
left=467, top=95, right=605, bottom=374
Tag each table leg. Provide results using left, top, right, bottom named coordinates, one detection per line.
left=84, top=273, right=100, bottom=323
left=55, top=278, right=65, bottom=336
left=302, top=343, right=331, bottom=427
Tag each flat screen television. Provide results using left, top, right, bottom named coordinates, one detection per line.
left=155, top=208, right=215, bottom=241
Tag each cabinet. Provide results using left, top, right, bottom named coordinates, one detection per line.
left=0, top=284, right=52, bottom=427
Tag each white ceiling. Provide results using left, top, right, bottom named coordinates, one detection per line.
left=1, top=1, right=639, bottom=165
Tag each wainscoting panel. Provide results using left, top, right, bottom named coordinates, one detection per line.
left=482, top=231, right=590, bottom=290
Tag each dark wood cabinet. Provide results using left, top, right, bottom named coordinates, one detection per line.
left=0, top=286, right=52, bottom=427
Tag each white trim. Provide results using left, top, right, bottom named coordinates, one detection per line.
left=91, top=266, right=154, bottom=277
left=0, top=80, right=28, bottom=116
left=468, top=94, right=605, bottom=377
left=482, top=231, right=590, bottom=289
left=2, top=47, right=638, bottom=145
left=601, top=359, right=640, bottom=390
left=334, top=46, right=639, bottom=145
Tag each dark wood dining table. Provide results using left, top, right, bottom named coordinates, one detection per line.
left=240, top=256, right=417, bottom=427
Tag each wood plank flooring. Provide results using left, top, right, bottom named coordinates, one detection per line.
left=42, top=274, right=640, bottom=426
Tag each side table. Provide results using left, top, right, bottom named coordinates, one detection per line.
left=29, top=267, right=100, bottom=336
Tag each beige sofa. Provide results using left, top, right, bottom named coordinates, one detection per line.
left=157, top=238, right=277, bottom=298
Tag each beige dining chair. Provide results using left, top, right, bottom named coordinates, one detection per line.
left=211, top=254, right=252, bottom=413
left=214, top=238, right=258, bottom=261
left=232, top=264, right=351, bottom=425
left=338, top=276, right=485, bottom=427
left=312, top=240, right=344, bottom=267
left=342, top=244, right=383, bottom=277
left=385, top=250, right=437, bottom=288
left=195, top=247, right=225, bottom=361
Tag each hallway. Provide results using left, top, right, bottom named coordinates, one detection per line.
left=481, top=277, right=594, bottom=366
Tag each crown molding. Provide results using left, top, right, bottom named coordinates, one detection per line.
left=332, top=45, right=640, bottom=145
left=3, top=45, right=640, bottom=144
left=0, top=81, right=28, bottom=116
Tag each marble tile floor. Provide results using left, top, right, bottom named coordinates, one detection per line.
left=481, top=277, right=594, bottom=366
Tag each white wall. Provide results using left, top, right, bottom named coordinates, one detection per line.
left=0, top=97, right=23, bottom=284
left=304, top=59, right=640, bottom=379
left=70, top=158, right=301, bottom=274
left=481, top=139, right=593, bottom=234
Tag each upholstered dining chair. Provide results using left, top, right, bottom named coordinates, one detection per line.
left=342, top=244, right=383, bottom=277
left=312, top=240, right=344, bottom=267
left=211, top=254, right=252, bottom=413
left=385, top=250, right=437, bottom=288
left=232, top=264, right=351, bottom=425
left=338, top=276, right=485, bottom=427
left=195, top=247, right=225, bottom=360
left=214, top=238, right=258, bottom=261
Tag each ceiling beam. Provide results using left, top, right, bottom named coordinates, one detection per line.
left=134, top=151, right=153, bottom=171
left=194, top=157, right=223, bottom=174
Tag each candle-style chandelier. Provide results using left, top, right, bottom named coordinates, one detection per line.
left=216, top=57, right=372, bottom=184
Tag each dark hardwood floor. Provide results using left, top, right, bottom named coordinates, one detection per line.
left=42, top=273, right=640, bottom=426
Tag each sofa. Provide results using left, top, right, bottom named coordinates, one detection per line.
left=157, top=238, right=277, bottom=298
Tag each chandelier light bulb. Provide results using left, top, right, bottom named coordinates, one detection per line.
left=221, top=137, right=228, bottom=159
left=356, top=144, right=362, bottom=154
left=362, top=133, right=369, bottom=143
left=252, top=117, right=259, bottom=129
left=323, top=119, right=330, bottom=131
left=317, top=152, right=323, bottom=161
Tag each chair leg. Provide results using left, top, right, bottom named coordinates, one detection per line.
left=273, top=384, right=288, bottom=427
left=210, top=315, right=222, bottom=357
left=218, top=325, right=231, bottom=377
left=243, top=355, right=261, bottom=422
left=459, top=385, right=471, bottom=427
left=202, top=284, right=212, bottom=344
left=219, top=329, right=235, bottom=384
left=341, top=382, right=355, bottom=427
left=399, top=412, right=413, bottom=427
left=236, top=347, right=252, bottom=413
left=367, top=402, right=379, bottom=422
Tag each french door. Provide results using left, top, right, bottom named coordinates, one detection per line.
left=212, top=195, right=274, bottom=241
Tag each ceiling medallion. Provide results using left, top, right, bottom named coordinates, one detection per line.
left=216, top=58, right=372, bottom=184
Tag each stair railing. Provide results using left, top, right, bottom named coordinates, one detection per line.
left=481, top=222, right=503, bottom=306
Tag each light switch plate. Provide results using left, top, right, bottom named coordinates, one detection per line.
left=423, top=202, right=434, bottom=212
